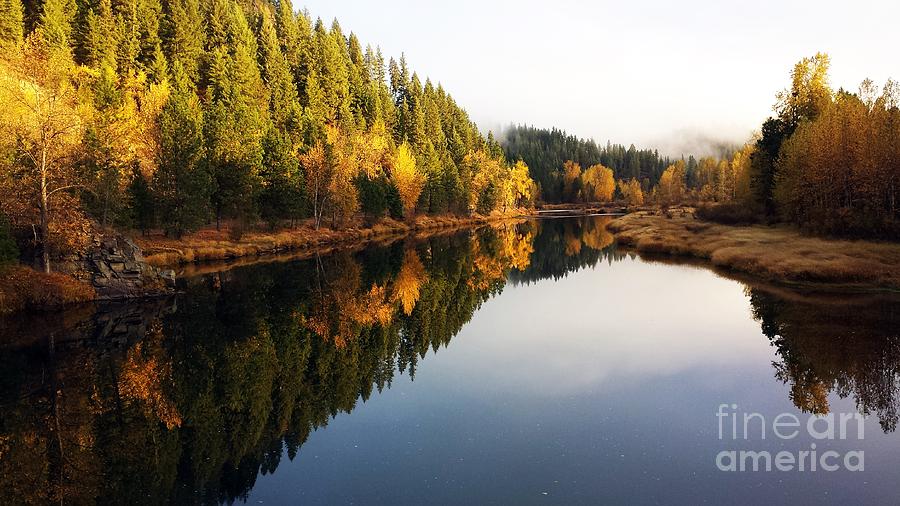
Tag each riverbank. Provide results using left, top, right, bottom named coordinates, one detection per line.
left=137, top=211, right=530, bottom=269
left=607, top=211, right=900, bottom=292
left=0, top=266, right=97, bottom=315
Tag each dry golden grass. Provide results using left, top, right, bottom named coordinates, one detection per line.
left=137, top=211, right=529, bottom=268
left=608, top=211, right=900, bottom=290
left=0, top=266, right=96, bottom=315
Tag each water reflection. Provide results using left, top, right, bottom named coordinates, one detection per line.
left=0, top=216, right=898, bottom=504
left=748, top=287, right=900, bottom=430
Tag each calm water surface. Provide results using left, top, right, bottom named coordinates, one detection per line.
left=1, top=216, right=899, bottom=505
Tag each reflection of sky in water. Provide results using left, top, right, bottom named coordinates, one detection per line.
left=248, top=254, right=896, bottom=505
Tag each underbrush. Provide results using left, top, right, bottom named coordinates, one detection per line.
left=696, top=203, right=763, bottom=225
left=0, top=266, right=96, bottom=315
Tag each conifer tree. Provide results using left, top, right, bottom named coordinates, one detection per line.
left=154, top=62, right=210, bottom=237
left=38, top=0, right=75, bottom=53
left=161, top=0, right=203, bottom=83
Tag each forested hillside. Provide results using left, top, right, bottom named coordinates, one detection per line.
left=0, top=0, right=536, bottom=272
left=501, top=125, right=674, bottom=202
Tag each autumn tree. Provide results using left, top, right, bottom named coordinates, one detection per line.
left=751, top=53, right=832, bottom=215
left=390, top=142, right=424, bottom=218
left=499, top=160, right=534, bottom=211
left=729, top=143, right=754, bottom=202
left=0, top=35, right=86, bottom=272
left=562, top=160, right=582, bottom=202
left=618, top=178, right=644, bottom=206
left=581, top=164, right=615, bottom=203
left=298, top=141, right=333, bottom=229
left=657, top=162, right=686, bottom=205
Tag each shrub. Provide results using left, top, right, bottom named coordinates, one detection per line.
left=0, top=267, right=96, bottom=315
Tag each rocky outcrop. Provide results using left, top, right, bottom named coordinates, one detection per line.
left=59, top=234, right=176, bottom=300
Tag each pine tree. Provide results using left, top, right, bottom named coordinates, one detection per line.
left=81, top=0, right=115, bottom=67
left=204, top=0, right=264, bottom=233
left=259, top=13, right=301, bottom=134
left=154, top=61, right=210, bottom=237
left=127, top=167, right=155, bottom=234
left=161, top=0, right=204, bottom=83
left=81, top=62, right=134, bottom=227
left=313, top=18, right=351, bottom=127
left=38, top=0, right=75, bottom=52
left=136, top=0, right=163, bottom=71
left=259, top=127, right=303, bottom=227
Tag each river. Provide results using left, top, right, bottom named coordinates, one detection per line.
left=1, top=216, right=898, bottom=504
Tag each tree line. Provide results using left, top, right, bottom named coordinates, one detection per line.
left=501, top=125, right=677, bottom=203
left=0, top=0, right=537, bottom=272
left=502, top=124, right=752, bottom=210
left=504, top=54, right=900, bottom=238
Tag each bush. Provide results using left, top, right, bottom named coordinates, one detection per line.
left=0, top=267, right=96, bottom=315
left=696, top=203, right=762, bottom=225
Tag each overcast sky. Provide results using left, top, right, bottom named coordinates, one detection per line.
left=300, top=0, right=900, bottom=156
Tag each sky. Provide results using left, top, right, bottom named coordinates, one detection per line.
left=299, top=0, right=900, bottom=157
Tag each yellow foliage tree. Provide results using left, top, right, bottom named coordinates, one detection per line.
left=499, top=160, right=534, bottom=211
left=657, top=162, right=686, bottom=205
left=562, top=160, right=582, bottom=201
left=392, top=249, right=427, bottom=315
left=463, top=149, right=502, bottom=214
left=298, top=142, right=333, bottom=229
left=581, top=164, right=615, bottom=202
left=391, top=142, right=425, bottom=218
left=0, top=36, right=91, bottom=272
left=326, top=126, right=360, bottom=226
left=730, top=143, right=754, bottom=202
left=618, top=178, right=644, bottom=206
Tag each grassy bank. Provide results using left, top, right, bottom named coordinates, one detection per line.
left=0, top=266, right=97, bottom=316
left=137, top=211, right=529, bottom=269
left=607, top=211, right=900, bottom=291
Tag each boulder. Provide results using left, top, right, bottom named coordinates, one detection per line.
left=57, top=233, right=176, bottom=301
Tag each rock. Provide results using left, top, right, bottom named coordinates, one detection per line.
left=68, top=232, right=176, bottom=300
left=160, top=270, right=176, bottom=288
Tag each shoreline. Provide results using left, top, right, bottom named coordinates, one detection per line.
left=136, top=211, right=536, bottom=269
left=606, top=211, right=900, bottom=293
left=6, top=207, right=898, bottom=317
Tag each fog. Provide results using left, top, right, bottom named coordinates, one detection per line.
left=301, top=0, right=899, bottom=155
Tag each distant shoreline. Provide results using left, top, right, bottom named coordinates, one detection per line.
left=607, top=210, right=900, bottom=293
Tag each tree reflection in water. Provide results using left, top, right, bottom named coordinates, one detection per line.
left=748, top=287, right=900, bottom=430
left=0, top=216, right=898, bottom=504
